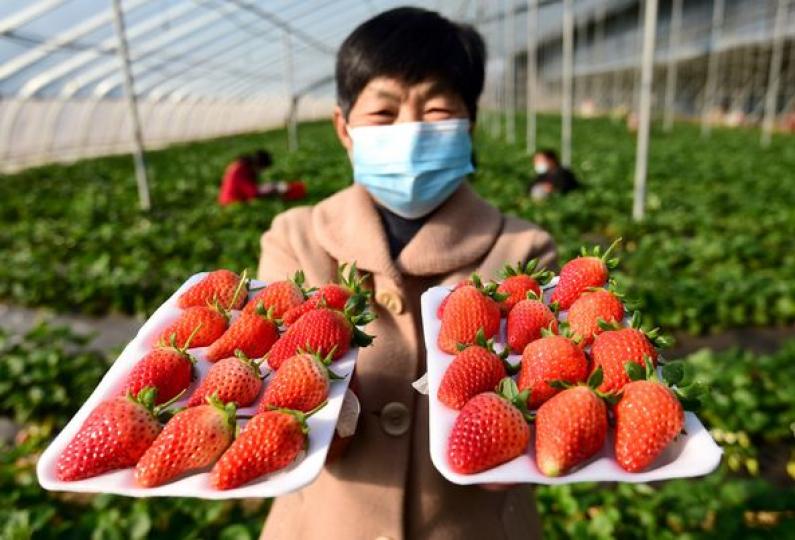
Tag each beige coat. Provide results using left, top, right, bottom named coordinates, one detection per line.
left=257, top=183, right=556, bottom=540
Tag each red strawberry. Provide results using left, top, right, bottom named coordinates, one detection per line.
left=187, top=353, right=263, bottom=407
left=590, top=312, right=670, bottom=393
left=437, top=275, right=503, bottom=354
left=567, top=287, right=625, bottom=346
left=506, top=291, right=558, bottom=353
left=124, top=335, right=196, bottom=404
left=437, top=332, right=511, bottom=410
left=267, top=307, right=374, bottom=370
left=550, top=239, right=621, bottom=310
left=447, top=378, right=532, bottom=474
left=497, top=259, right=552, bottom=313
left=282, top=263, right=370, bottom=326
left=517, top=334, right=588, bottom=409
left=178, top=269, right=248, bottom=310
left=158, top=306, right=229, bottom=348
left=57, top=388, right=161, bottom=481
left=436, top=279, right=473, bottom=319
left=614, top=363, right=684, bottom=472
left=534, top=372, right=608, bottom=477
left=260, top=351, right=341, bottom=412
left=134, top=397, right=236, bottom=487
left=243, top=271, right=308, bottom=319
left=212, top=408, right=311, bottom=489
left=205, top=308, right=279, bottom=362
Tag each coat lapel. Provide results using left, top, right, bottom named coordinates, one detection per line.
left=311, top=183, right=503, bottom=280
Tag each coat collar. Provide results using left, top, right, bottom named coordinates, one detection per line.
left=312, top=183, right=503, bottom=281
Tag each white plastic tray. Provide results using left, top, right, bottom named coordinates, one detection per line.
left=37, top=273, right=356, bottom=499
left=421, top=282, right=723, bottom=485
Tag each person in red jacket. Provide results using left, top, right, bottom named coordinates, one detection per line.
left=218, top=149, right=308, bottom=206
left=218, top=150, right=273, bottom=206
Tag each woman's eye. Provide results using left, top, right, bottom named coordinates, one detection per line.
left=371, top=110, right=394, bottom=117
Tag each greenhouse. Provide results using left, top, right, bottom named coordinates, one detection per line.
left=1, top=0, right=794, bottom=538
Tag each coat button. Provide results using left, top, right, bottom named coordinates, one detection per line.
left=379, top=402, right=410, bottom=436
left=375, top=289, right=405, bottom=315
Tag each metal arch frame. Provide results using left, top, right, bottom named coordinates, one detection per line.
left=0, top=0, right=155, bottom=82
left=139, top=0, right=359, bottom=101
left=0, top=0, right=69, bottom=35
left=19, top=0, right=200, bottom=98
left=63, top=4, right=238, bottom=99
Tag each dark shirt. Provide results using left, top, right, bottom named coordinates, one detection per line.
left=531, top=167, right=580, bottom=195
left=375, top=205, right=428, bottom=259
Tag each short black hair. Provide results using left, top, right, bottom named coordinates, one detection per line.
left=535, top=148, right=559, bottom=164
left=252, top=149, right=272, bottom=169
left=335, top=7, right=486, bottom=121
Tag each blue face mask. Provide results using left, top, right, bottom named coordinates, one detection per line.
left=348, top=118, right=474, bottom=219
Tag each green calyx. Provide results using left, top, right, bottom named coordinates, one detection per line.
left=496, top=378, right=534, bottom=422
left=254, top=303, right=281, bottom=325
left=291, top=270, right=317, bottom=299
left=624, top=356, right=706, bottom=411
left=549, top=367, right=619, bottom=404
left=298, top=346, right=346, bottom=381
left=500, top=259, right=554, bottom=286
left=341, top=301, right=376, bottom=348
left=471, top=273, right=509, bottom=303
left=227, top=268, right=250, bottom=311
left=160, top=325, right=201, bottom=363
left=626, top=311, right=674, bottom=349
left=264, top=401, right=328, bottom=438
left=578, top=237, right=622, bottom=269
left=206, top=393, right=238, bottom=433
left=127, top=386, right=187, bottom=423
left=456, top=328, right=516, bottom=374
left=233, top=349, right=264, bottom=377
left=337, top=262, right=372, bottom=302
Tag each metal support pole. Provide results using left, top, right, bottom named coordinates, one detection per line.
left=526, top=0, right=538, bottom=154
left=761, top=0, right=790, bottom=147
left=593, top=1, right=607, bottom=111
left=663, top=0, right=682, bottom=131
left=111, top=0, right=151, bottom=211
left=701, top=0, right=724, bottom=137
left=505, top=0, right=516, bottom=144
left=283, top=30, right=298, bottom=151
left=561, top=0, right=574, bottom=167
left=632, top=0, right=659, bottom=221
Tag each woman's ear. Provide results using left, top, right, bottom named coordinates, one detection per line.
left=333, top=106, right=353, bottom=153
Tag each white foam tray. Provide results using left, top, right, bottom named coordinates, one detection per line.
left=421, top=280, right=723, bottom=485
left=37, top=273, right=356, bottom=499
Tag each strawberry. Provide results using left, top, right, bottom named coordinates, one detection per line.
left=260, top=351, right=342, bottom=412
left=437, top=275, right=504, bottom=354
left=517, top=333, right=588, bottom=409
left=550, top=239, right=621, bottom=310
left=282, top=263, right=370, bottom=326
left=187, top=353, right=263, bottom=407
left=243, top=270, right=309, bottom=319
left=590, top=311, right=671, bottom=393
left=614, top=359, right=685, bottom=472
left=178, top=269, right=248, bottom=311
left=436, top=279, right=473, bottom=319
left=124, top=330, right=197, bottom=404
left=534, top=370, right=609, bottom=476
left=506, top=291, right=558, bottom=353
left=566, top=287, right=625, bottom=346
left=447, top=378, right=532, bottom=474
left=497, top=259, right=552, bottom=313
left=158, top=305, right=228, bottom=348
left=437, top=331, right=512, bottom=410
left=212, top=407, right=317, bottom=489
left=134, top=396, right=236, bottom=487
left=205, top=307, right=279, bottom=362
left=267, top=307, right=374, bottom=370
left=57, top=388, right=162, bottom=481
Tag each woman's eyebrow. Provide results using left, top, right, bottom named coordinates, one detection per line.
left=372, top=88, right=402, bottom=103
